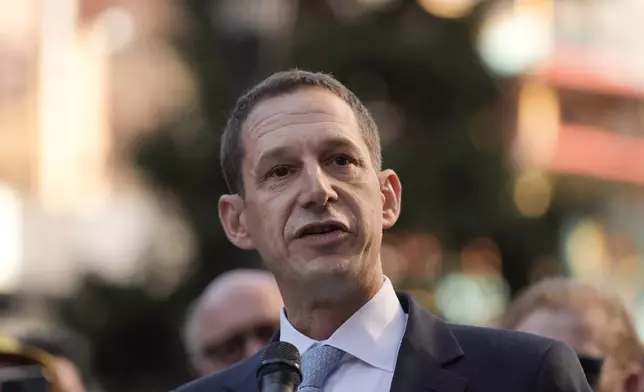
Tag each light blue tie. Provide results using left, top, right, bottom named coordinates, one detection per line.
left=298, top=345, right=345, bottom=391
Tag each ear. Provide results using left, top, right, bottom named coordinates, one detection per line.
left=379, top=169, right=402, bottom=230
left=218, top=194, right=255, bottom=250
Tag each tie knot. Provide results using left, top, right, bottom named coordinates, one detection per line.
left=299, top=345, right=345, bottom=391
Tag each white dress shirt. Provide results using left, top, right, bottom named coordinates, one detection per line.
left=280, top=278, right=408, bottom=392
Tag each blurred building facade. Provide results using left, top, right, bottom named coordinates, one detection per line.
left=478, top=0, right=644, bottom=336
left=0, top=0, right=194, bottom=326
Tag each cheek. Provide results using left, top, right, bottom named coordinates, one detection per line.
left=344, top=194, right=382, bottom=238
left=359, top=184, right=384, bottom=218
left=349, top=181, right=377, bottom=204
left=247, top=201, right=289, bottom=244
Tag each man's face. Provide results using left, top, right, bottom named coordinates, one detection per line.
left=193, top=286, right=281, bottom=375
left=219, top=87, right=400, bottom=293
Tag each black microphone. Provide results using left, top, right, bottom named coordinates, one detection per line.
left=577, top=353, right=604, bottom=389
left=257, top=341, right=302, bottom=392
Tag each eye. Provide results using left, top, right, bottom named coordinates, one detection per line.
left=269, top=166, right=292, bottom=178
left=331, top=155, right=353, bottom=166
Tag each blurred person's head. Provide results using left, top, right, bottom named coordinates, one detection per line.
left=19, top=334, right=87, bottom=392
left=502, top=277, right=644, bottom=392
left=182, top=269, right=282, bottom=377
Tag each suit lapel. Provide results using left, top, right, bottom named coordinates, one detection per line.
left=389, top=293, right=467, bottom=392
left=220, top=353, right=260, bottom=392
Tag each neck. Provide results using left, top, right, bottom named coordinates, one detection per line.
left=281, top=267, right=384, bottom=341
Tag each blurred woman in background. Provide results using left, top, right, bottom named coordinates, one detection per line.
left=502, top=278, right=643, bottom=392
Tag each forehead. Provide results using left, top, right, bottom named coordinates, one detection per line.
left=241, top=87, right=363, bottom=151
left=195, top=288, right=281, bottom=340
left=516, top=307, right=609, bottom=356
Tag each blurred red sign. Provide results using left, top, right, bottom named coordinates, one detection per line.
left=551, top=123, right=644, bottom=185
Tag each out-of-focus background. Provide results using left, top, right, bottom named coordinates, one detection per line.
left=1, top=0, right=643, bottom=390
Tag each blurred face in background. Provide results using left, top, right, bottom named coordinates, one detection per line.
left=516, top=306, right=642, bottom=392
left=188, top=278, right=282, bottom=376
left=220, top=87, right=401, bottom=298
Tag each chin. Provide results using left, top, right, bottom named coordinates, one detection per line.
left=286, top=250, right=362, bottom=279
left=303, top=257, right=362, bottom=286
left=310, top=253, right=353, bottom=271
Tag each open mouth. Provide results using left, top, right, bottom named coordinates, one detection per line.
left=296, top=222, right=348, bottom=238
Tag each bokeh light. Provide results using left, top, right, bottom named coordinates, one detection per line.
left=0, top=183, right=21, bottom=293
left=38, top=0, right=111, bottom=215
left=461, top=237, right=502, bottom=276
left=513, top=170, right=553, bottom=217
left=383, top=233, right=443, bottom=282
left=435, top=272, right=510, bottom=326
left=0, top=0, right=36, bottom=39
left=92, top=7, right=136, bottom=54
left=563, top=217, right=610, bottom=281
left=417, top=0, right=478, bottom=19
left=514, top=81, right=560, bottom=169
left=477, top=5, right=552, bottom=77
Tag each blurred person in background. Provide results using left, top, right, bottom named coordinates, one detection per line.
left=182, top=269, right=283, bottom=377
left=20, top=333, right=88, bottom=392
left=502, top=277, right=644, bottom=392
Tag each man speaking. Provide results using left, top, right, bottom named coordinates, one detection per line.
left=174, top=70, right=591, bottom=392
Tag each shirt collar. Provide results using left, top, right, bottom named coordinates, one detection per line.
left=279, top=277, right=407, bottom=372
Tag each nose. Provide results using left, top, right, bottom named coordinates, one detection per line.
left=298, top=163, right=338, bottom=209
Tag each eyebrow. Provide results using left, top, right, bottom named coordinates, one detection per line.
left=321, top=138, right=361, bottom=154
left=254, top=145, right=293, bottom=171
left=254, top=137, right=362, bottom=170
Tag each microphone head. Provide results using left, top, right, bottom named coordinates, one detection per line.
left=261, top=341, right=301, bottom=364
left=257, top=341, right=302, bottom=386
left=577, top=354, right=604, bottom=389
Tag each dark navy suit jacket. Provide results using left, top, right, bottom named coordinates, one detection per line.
left=174, top=292, right=592, bottom=392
